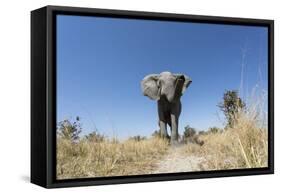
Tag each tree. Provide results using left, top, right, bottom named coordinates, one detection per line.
left=57, top=116, right=82, bottom=142
left=218, top=90, right=245, bottom=128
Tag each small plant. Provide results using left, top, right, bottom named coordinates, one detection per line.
left=57, top=116, right=82, bottom=142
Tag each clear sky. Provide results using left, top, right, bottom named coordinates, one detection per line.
left=56, top=15, right=268, bottom=138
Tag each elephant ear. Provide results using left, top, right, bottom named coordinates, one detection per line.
left=175, top=74, right=192, bottom=94
left=141, top=74, right=160, bottom=100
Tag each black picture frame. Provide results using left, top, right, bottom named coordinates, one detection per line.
left=31, top=5, right=274, bottom=188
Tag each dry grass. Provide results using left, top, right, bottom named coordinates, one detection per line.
left=57, top=88, right=268, bottom=178
left=182, top=108, right=268, bottom=170
left=57, top=137, right=169, bottom=179
left=57, top=107, right=268, bottom=179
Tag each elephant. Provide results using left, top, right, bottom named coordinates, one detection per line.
left=141, top=71, right=192, bottom=144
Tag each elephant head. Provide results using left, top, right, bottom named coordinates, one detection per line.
left=141, top=71, right=192, bottom=102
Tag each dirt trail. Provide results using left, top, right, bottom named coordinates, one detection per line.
left=153, top=145, right=205, bottom=173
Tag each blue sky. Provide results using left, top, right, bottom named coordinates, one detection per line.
left=56, top=15, right=268, bottom=138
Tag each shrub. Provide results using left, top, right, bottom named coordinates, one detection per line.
left=85, top=131, right=105, bottom=142
left=57, top=116, right=82, bottom=142
left=182, top=125, right=204, bottom=146
left=198, top=130, right=206, bottom=135
left=129, top=135, right=147, bottom=141
left=183, top=125, right=196, bottom=138
left=208, top=127, right=221, bottom=134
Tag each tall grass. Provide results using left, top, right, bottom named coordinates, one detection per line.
left=57, top=137, right=169, bottom=179
left=182, top=96, right=268, bottom=170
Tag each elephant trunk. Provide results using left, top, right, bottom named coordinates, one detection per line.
left=161, top=84, right=177, bottom=103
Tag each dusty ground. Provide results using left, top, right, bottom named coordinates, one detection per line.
left=153, top=144, right=206, bottom=173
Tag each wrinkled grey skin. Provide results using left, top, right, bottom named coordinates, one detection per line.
left=141, top=71, right=192, bottom=144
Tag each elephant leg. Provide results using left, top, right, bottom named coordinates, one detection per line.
left=158, top=101, right=169, bottom=139
left=159, top=120, right=168, bottom=139
left=170, top=114, right=179, bottom=144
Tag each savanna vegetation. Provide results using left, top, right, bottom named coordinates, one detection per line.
left=181, top=89, right=267, bottom=170
left=57, top=119, right=169, bottom=179
left=57, top=89, right=268, bottom=179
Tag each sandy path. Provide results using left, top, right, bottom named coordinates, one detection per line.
left=153, top=145, right=205, bottom=173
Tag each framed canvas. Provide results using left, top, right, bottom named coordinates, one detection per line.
left=31, top=5, right=274, bottom=188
